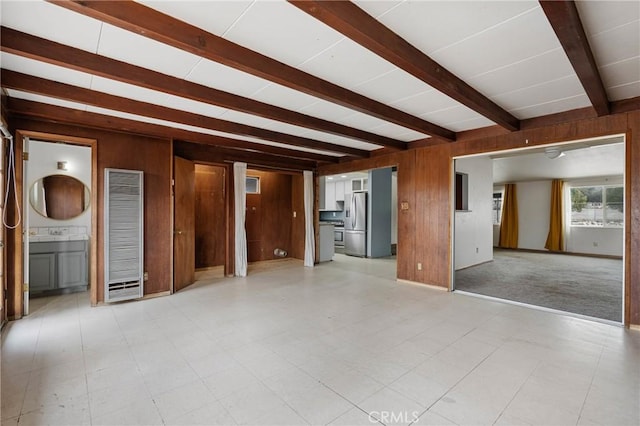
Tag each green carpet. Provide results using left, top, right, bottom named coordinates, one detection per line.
left=454, top=249, right=623, bottom=322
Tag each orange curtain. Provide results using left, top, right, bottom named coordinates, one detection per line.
left=499, top=183, right=518, bottom=248
left=545, top=179, right=564, bottom=251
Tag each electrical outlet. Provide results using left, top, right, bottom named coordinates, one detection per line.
left=593, top=241, right=598, bottom=247
left=417, top=262, right=422, bottom=271
left=144, top=272, right=149, bottom=281
left=476, top=247, right=479, bottom=253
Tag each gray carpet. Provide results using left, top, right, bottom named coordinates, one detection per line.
left=454, top=249, right=623, bottom=322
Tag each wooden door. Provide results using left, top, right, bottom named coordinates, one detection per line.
left=246, top=194, right=262, bottom=262
left=194, top=165, right=226, bottom=268
left=174, top=156, right=195, bottom=292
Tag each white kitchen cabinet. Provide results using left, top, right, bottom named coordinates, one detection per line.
left=325, top=181, right=336, bottom=209
left=320, top=180, right=344, bottom=211
left=335, top=181, right=345, bottom=201
left=351, top=178, right=368, bottom=192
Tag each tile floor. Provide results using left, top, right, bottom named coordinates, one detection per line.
left=2, top=254, right=639, bottom=425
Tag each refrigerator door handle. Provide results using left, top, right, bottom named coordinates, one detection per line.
left=351, top=194, right=356, bottom=229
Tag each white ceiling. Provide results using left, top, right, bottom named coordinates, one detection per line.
left=1, top=0, right=638, bottom=159
left=491, top=137, right=625, bottom=183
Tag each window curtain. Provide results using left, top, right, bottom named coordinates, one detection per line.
left=499, top=183, right=519, bottom=248
left=303, top=170, right=315, bottom=267
left=233, top=162, right=247, bottom=277
left=545, top=179, right=565, bottom=251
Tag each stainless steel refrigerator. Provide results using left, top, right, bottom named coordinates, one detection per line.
left=345, top=191, right=367, bottom=257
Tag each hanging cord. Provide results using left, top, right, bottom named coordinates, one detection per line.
left=2, top=129, right=21, bottom=229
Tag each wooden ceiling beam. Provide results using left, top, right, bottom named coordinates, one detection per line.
left=173, top=141, right=313, bottom=172
left=6, top=98, right=317, bottom=169
left=1, top=70, right=348, bottom=161
left=49, top=0, right=453, bottom=142
left=0, top=26, right=399, bottom=151
left=290, top=0, right=520, bottom=132
left=540, top=0, right=610, bottom=116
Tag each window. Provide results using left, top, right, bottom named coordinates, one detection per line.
left=570, top=185, right=623, bottom=227
left=246, top=176, right=260, bottom=194
left=492, top=192, right=502, bottom=224
left=455, top=172, right=469, bottom=211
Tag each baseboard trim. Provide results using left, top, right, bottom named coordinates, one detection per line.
left=630, top=324, right=640, bottom=332
left=397, top=279, right=449, bottom=292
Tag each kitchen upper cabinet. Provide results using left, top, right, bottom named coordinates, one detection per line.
left=351, top=178, right=368, bottom=192
left=325, top=181, right=336, bottom=209
left=321, top=180, right=345, bottom=211
left=335, top=181, right=345, bottom=202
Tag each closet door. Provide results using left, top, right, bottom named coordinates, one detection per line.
left=174, top=156, right=195, bottom=292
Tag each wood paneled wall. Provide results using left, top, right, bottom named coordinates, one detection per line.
left=194, top=164, right=226, bottom=269
left=9, top=118, right=173, bottom=304
left=318, top=110, right=640, bottom=327
left=245, top=170, right=294, bottom=262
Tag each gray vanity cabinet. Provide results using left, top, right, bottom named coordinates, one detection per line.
left=29, top=253, right=56, bottom=292
left=29, top=240, right=88, bottom=295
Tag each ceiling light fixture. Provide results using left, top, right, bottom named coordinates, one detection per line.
left=544, top=148, right=565, bottom=159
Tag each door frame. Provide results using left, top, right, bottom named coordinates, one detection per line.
left=450, top=133, right=627, bottom=325
left=194, top=161, right=233, bottom=276
left=10, top=130, right=97, bottom=318
left=172, top=158, right=233, bottom=286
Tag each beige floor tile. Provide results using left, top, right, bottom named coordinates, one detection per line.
left=2, top=257, right=638, bottom=426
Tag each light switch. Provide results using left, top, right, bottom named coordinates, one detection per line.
left=293, top=211, right=297, bottom=218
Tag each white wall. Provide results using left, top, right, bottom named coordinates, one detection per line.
left=568, top=227, right=623, bottom=256
left=455, top=157, right=493, bottom=270
left=516, top=181, right=551, bottom=250
left=27, top=140, right=91, bottom=231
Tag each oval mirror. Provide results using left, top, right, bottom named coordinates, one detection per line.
left=29, top=175, right=90, bottom=220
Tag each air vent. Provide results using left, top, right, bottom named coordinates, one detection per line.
left=104, top=169, right=143, bottom=302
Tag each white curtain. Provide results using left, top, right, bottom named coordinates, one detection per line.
left=234, top=162, right=248, bottom=277
left=303, top=170, right=315, bottom=267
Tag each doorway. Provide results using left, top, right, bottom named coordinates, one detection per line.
left=321, top=167, right=397, bottom=262
left=195, top=164, right=226, bottom=280
left=452, top=136, right=625, bottom=323
left=173, top=157, right=231, bottom=292
left=14, top=131, right=97, bottom=317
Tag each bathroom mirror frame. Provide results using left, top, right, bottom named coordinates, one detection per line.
left=29, top=174, right=91, bottom=220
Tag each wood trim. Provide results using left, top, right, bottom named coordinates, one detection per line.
left=624, top=127, right=631, bottom=326
left=290, top=0, right=519, bottom=132
left=611, top=96, right=640, bottom=115
left=539, top=1, right=610, bottom=116
left=8, top=131, right=23, bottom=319
left=49, top=1, right=450, bottom=143
left=0, top=25, right=404, bottom=149
left=169, top=139, right=175, bottom=294
left=174, top=141, right=316, bottom=171
left=1, top=70, right=354, bottom=160
left=7, top=98, right=333, bottom=166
